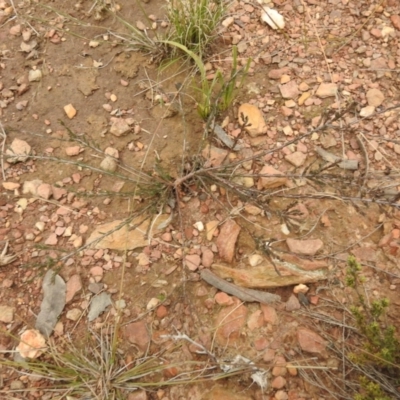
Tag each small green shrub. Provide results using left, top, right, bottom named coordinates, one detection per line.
left=345, top=256, right=400, bottom=399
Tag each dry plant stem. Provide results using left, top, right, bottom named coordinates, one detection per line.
left=0, top=122, right=7, bottom=181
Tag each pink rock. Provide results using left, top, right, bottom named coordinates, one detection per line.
left=215, top=292, right=234, bottom=306
left=52, top=186, right=67, bottom=200
left=202, top=145, right=228, bottom=167
left=279, top=80, right=299, bottom=99
left=272, top=355, right=287, bottom=376
left=45, top=233, right=58, bottom=246
left=124, top=321, right=150, bottom=352
left=285, top=151, right=307, bottom=167
left=370, top=28, right=382, bottom=38
left=65, top=274, right=82, bottom=303
left=201, top=246, right=214, bottom=267
left=258, top=165, right=288, bottom=189
left=286, top=238, right=323, bottom=256
left=297, top=328, right=327, bottom=354
left=268, top=67, right=290, bottom=80
left=90, top=266, right=104, bottom=282
left=185, top=254, right=201, bottom=271
left=247, top=310, right=264, bottom=331
left=286, top=294, right=301, bottom=311
left=254, top=337, right=269, bottom=351
left=37, top=183, right=52, bottom=200
left=72, top=173, right=81, bottom=183
left=216, top=219, right=241, bottom=263
left=261, top=304, right=278, bottom=324
left=65, top=146, right=81, bottom=156
left=272, top=376, right=287, bottom=389
left=161, top=232, right=172, bottom=242
left=215, top=299, right=248, bottom=346
left=315, top=83, right=338, bottom=98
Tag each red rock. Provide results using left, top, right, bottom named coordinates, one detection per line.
left=391, top=15, right=400, bottom=30
left=286, top=238, right=323, bottom=256
left=297, top=328, right=326, bottom=354
left=279, top=80, right=299, bottom=99
left=309, top=295, right=319, bottom=305
left=285, top=151, right=307, bottom=167
left=156, top=305, right=168, bottom=318
left=216, top=219, right=241, bottom=263
left=261, top=304, right=278, bottom=324
left=124, top=321, right=150, bottom=352
left=65, top=274, right=82, bottom=303
left=370, top=28, right=382, bottom=38
left=215, top=292, right=234, bottom=306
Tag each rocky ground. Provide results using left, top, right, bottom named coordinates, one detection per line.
left=0, top=0, right=400, bottom=399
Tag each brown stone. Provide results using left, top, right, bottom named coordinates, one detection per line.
left=124, top=321, right=150, bottom=352
left=216, top=219, right=241, bottom=263
left=297, top=328, right=327, bottom=354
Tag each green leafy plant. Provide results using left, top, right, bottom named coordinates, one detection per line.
left=345, top=256, right=400, bottom=399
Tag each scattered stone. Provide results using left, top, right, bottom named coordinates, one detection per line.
left=274, top=390, right=288, bottom=400
left=37, top=183, right=52, bottom=200
left=0, top=305, right=14, bottom=323
left=293, top=284, right=309, bottom=294
left=272, top=355, right=287, bottom=376
left=124, top=320, right=150, bottom=352
left=100, top=156, right=118, bottom=172
left=128, top=390, right=148, bottom=400
left=216, top=219, right=241, bottom=263
left=391, top=15, right=400, bottom=30
left=215, top=292, right=234, bottom=306
left=258, top=165, right=288, bottom=189
left=156, top=305, right=168, bottom=318
left=366, top=88, right=384, bottom=107
left=285, top=151, right=307, bottom=167
left=297, top=328, right=327, bottom=354
left=286, top=238, right=323, bottom=256
left=35, top=270, right=66, bottom=337
left=88, top=292, right=112, bottom=321
left=6, top=138, right=31, bottom=163
left=272, top=376, right=287, bottom=389
left=16, top=329, right=46, bottom=359
left=146, top=297, right=159, bottom=310
left=202, top=145, right=228, bottom=167
left=65, top=274, right=82, bottom=303
left=45, top=233, right=58, bottom=246
left=110, top=118, right=131, bottom=136
left=285, top=294, right=301, bottom=311
left=185, top=254, right=201, bottom=271
left=360, top=105, right=375, bottom=117
left=63, top=103, right=77, bottom=119
left=65, top=146, right=81, bottom=156
left=201, top=247, right=214, bottom=267
left=238, top=103, right=267, bottom=137
left=268, top=68, right=290, bottom=80
left=249, top=254, right=263, bottom=267
left=260, top=304, right=278, bottom=324
left=66, top=308, right=81, bottom=321
left=2, top=181, right=20, bottom=191
left=279, top=80, right=299, bottom=99
left=316, top=83, right=337, bottom=98
left=28, top=69, right=42, bottom=82
left=90, top=266, right=104, bottom=282
left=215, top=299, right=248, bottom=345
left=247, top=310, right=264, bottom=330
left=16, top=100, right=28, bottom=110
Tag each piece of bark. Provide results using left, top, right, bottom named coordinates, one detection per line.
left=211, top=261, right=327, bottom=289
left=200, top=269, right=281, bottom=304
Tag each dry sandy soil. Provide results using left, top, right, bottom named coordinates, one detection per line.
left=0, top=0, right=400, bottom=399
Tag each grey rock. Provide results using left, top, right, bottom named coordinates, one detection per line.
left=88, top=292, right=112, bottom=321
